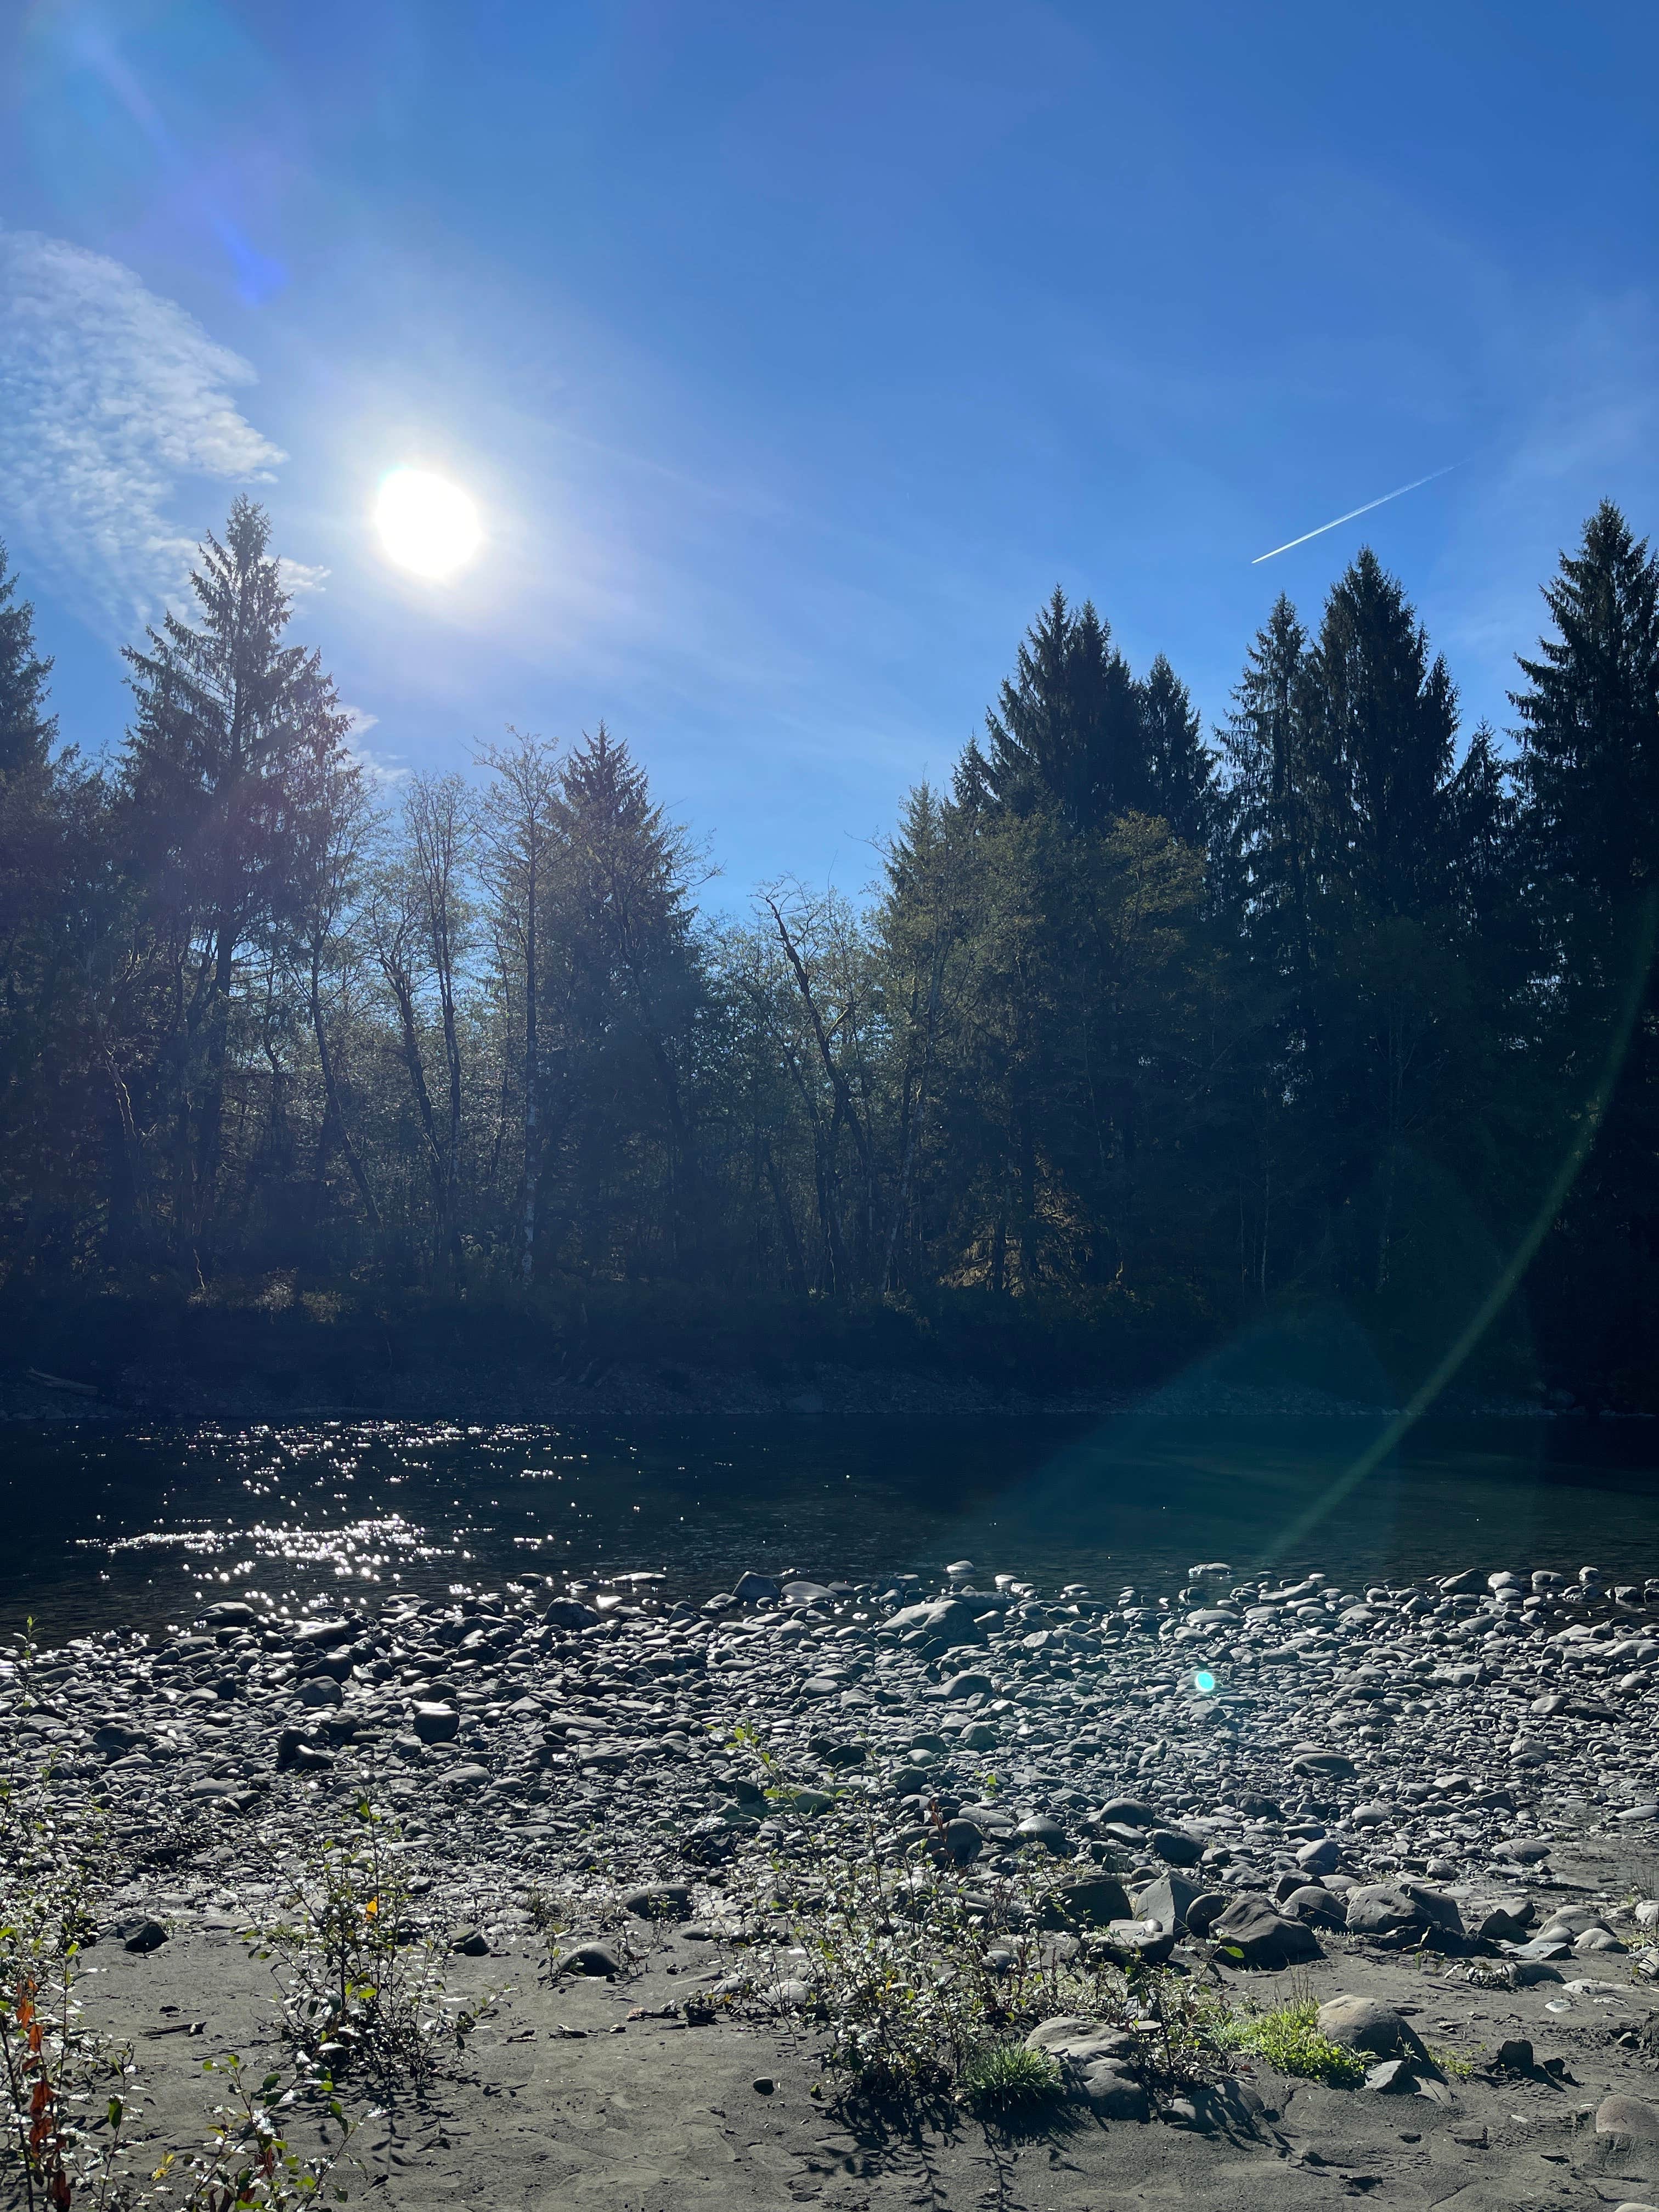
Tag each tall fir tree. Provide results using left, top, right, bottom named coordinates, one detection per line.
left=0, top=541, right=57, bottom=779
left=1512, top=502, right=1659, bottom=1396
left=1136, top=652, right=1219, bottom=850
left=1309, top=546, right=1461, bottom=918
left=120, top=497, right=355, bottom=1250
left=1514, top=500, right=1659, bottom=988
left=980, top=588, right=1145, bottom=830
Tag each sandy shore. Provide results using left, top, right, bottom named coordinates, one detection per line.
left=10, top=1548, right=1659, bottom=2208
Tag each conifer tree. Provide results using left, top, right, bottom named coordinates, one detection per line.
left=120, top=497, right=355, bottom=1248
left=1514, top=500, right=1659, bottom=990
left=1309, top=547, right=1460, bottom=918
left=981, top=588, right=1144, bottom=830
left=0, top=541, right=57, bottom=779
left=1136, top=652, right=1219, bottom=850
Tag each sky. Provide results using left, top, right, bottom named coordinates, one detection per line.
left=1, top=0, right=1657, bottom=905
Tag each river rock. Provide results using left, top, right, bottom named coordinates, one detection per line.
left=1208, top=1895, right=1320, bottom=1967
left=1079, top=2065, right=1149, bottom=2119
left=623, top=1883, right=693, bottom=1920
left=1317, top=1995, right=1428, bottom=2061
left=1598, top=2097, right=1659, bottom=2142
left=1131, top=1872, right=1201, bottom=1932
left=1047, top=1875, right=1132, bottom=1927
left=543, top=1598, right=601, bottom=1629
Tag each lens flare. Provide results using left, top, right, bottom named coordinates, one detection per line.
left=1193, top=1669, right=1217, bottom=1695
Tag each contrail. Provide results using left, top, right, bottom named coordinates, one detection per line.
left=1251, top=465, right=1457, bottom=565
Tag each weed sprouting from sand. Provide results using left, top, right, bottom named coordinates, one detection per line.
left=958, top=2042, right=1063, bottom=2112
left=150, top=2055, right=363, bottom=2212
left=246, top=1795, right=454, bottom=2104
left=1215, top=2000, right=1365, bottom=2085
left=0, top=1628, right=143, bottom=2212
left=713, top=1728, right=1229, bottom=2104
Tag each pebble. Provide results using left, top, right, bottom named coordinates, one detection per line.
left=12, top=1542, right=1659, bottom=2071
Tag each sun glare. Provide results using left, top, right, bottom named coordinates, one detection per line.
left=375, top=468, right=482, bottom=578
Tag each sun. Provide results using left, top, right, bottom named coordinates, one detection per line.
left=375, top=468, right=482, bottom=578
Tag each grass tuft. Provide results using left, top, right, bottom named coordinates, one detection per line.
left=1217, top=2001, right=1367, bottom=2085
left=958, top=2042, right=1064, bottom=2111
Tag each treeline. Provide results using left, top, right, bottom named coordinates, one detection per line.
left=3, top=496, right=1659, bottom=1404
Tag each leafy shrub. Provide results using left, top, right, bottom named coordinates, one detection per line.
left=246, top=1799, right=456, bottom=2103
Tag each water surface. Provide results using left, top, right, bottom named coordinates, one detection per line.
left=5, top=1410, right=1659, bottom=1644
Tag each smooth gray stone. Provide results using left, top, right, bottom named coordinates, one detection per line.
left=1598, top=2097, right=1659, bottom=2142
left=1317, top=1995, right=1428, bottom=2061
left=1131, top=1872, right=1201, bottom=1932
left=1208, top=1895, right=1320, bottom=1967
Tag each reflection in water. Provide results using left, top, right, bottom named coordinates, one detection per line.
left=1, top=1411, right=1655, bottom=1643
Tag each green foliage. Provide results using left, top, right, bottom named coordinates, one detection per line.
left=1216, top=2001, right=1366, bottom=2085
left=5, top=499, right=1659, bottom=1406
left=245, top=1799, right=456, bottom=2103
left=958, top=2042, right=1063, bottom=2112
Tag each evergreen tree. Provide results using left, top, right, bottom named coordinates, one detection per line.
left=1513, top=502, right=1659, bottom=1395
left=120, top=497, right=356, bottom=1249
left=1309, top=547, right=1460, bottom=918
left=1136, top=652, right=1219, bottom=850
left=981, top=588, right=1145, bottom=830
left=0, top=541, right=57, bottom=779
left=1514, top=500, right=1659, bottom=985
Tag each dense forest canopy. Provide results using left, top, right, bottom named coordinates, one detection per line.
left=4, top=495, right=1659, bottom=1406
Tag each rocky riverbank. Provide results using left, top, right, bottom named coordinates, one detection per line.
left=14, top=1550, right=1659, bottom=2207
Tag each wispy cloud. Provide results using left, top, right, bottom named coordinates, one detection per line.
left=0, top=227, right=284, bottom=630
left=277, top=556, right=329, bottom=597
left=339, top=706, right=407, bottom=786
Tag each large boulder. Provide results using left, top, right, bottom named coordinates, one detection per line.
left=1132, top=1872, right=1203, bottom=1932
left=1025, top=2016, right=1136, bottom=2063
left=1344, top=1881, right=1463, bottom=1941
left=1045, top=1875, right=1133, bottom=1928
left=1596, top=2096, right=1659, bottom=2143
left=1147, top=1827, right=1204, bottom=1867
left=888, top=1597, right=984, bottom=1645
left=1316, top=1995, right=1429, bottom=2063
left=1095, top=1797, right=1160, bottom=1829
left=1208, top=1896, right=1321, bottom=1967
left=543, top=1597, right=601, bottom=1629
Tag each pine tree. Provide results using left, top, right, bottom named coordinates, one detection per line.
left=1514, top=499, right=1659, bottom=986
left=1137, top=652, right=1219, bottom=849
left=981, top=588, right=1145, bottom=830
left=0, top=541, right=57, bottom=779
left=1220, top=593, right=1314, bottom=986
left=1512, top=503, right=1659, bottom=1391
left=1310, top=547, right=1460, bottom=918
left=120, top=497, right=355, bottom=1249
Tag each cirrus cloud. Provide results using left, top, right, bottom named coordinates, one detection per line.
left=0, top=227, right=285, bottom=631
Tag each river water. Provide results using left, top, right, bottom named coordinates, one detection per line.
left=4, top=1411, right=1659, bottom=1644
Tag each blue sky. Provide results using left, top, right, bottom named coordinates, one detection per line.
left=2, top=0, right=1656, bottom=902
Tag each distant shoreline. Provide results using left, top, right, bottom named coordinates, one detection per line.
left=0, top=1355, right=1570, bottom=1429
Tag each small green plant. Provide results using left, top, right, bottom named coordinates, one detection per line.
left=151, top=2055, right=360, bottom=2211
left=247, top=1797, right=453, bottom=2102
left=1217, top=2001, right=1366, bottom=2085
left=958, top=2042, right=1063, bottom=2112
left=0, top=1964, right=138, bottom=2212
left=1426, top=2042, right=1476, bottom=2081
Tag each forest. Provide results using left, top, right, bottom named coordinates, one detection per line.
left=2, top=496, right=1658, bottom=1408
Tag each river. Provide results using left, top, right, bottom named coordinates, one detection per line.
left=4, top=1409, right=1659, bottom=1643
